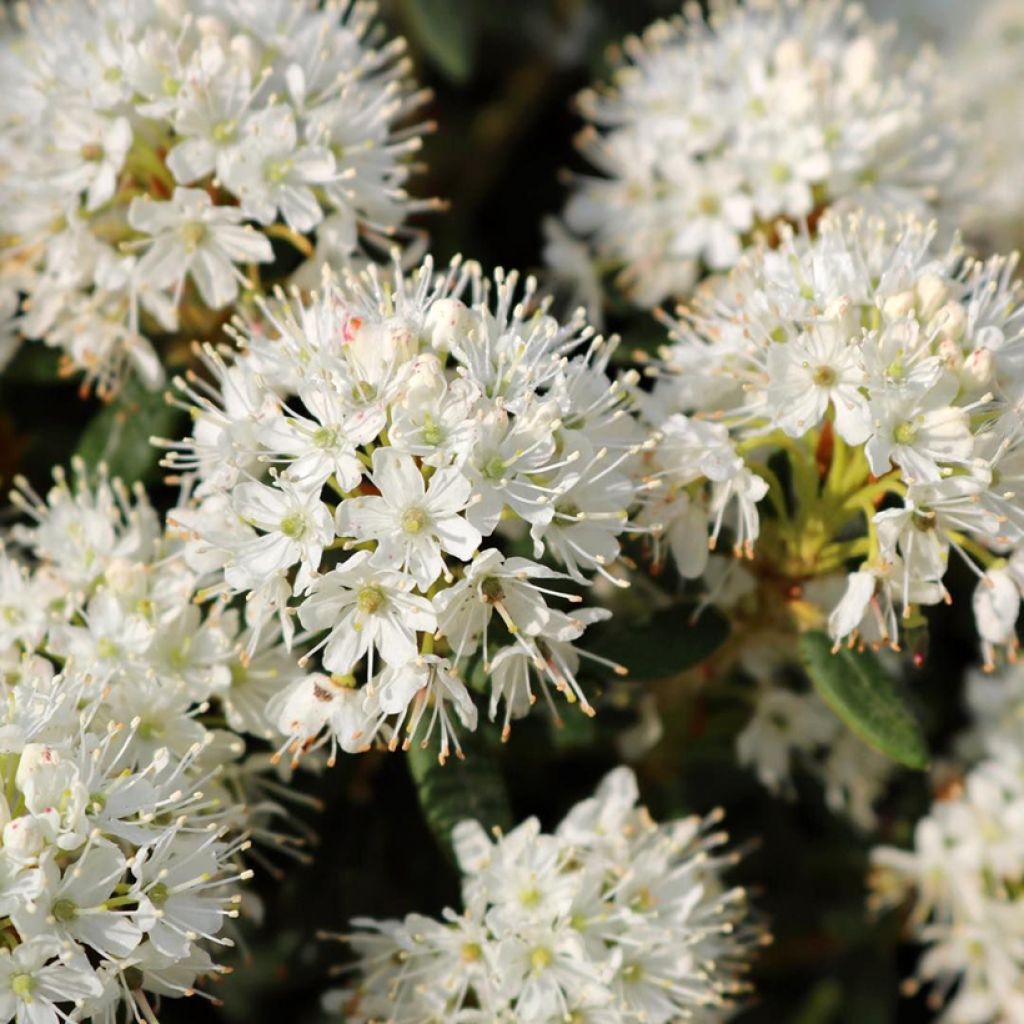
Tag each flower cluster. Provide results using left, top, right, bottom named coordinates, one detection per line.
left=165, top=258, right=651, bottom=763
left=871, top=669, right=1024, bottom=1023
left=0, top=462, right=281, bottom=1022
left=640, top=211, right=1024, bottom=665
left=7, top=460, right=305, bottom=746
left=945, top=0, right=1024, bottom=253
left=0, top=0, right=429, bottom=394
left=553, top=0, right=963, bottom=308
left=334, top=767, right=763, bottom=1023
left=737, top=675, right=895, bottom=829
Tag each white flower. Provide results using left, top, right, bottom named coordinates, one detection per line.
left=166, top=259, right=648, bottom=754
left=0, top=0, right=429, bottom=392
left=766, top=321, right=871, bottom=444
left=643, top=211, right=1024, bottom=661
left=128, top=187, right=273, bottom=310
left=337, top=449, right=481, bottom=590
left=872, top=739, right=1024, bottom=1023
left=230, top=478, right=334, bottom=591
left=336, top=768, right=763, bottom=1023
left=433, top=549, right=574, bottom=664
left=865, top=375, right=974, bottom=483
left=0, top=939, right=102, bottom=1024
left=375, top=656, right=479, bottom=763
left=736, top=687, right=837, bottom=796
left=972, top=568, right=1022, bottom=671
left=559, top=0, right=965, bottom=307
left=13, top=846, right=142, bottom=960
left=219, top=105, right=336, bottom=233
left=299, top=550, right=436, bottom=675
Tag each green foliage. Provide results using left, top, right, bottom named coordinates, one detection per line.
left=397, top=0, right=478, bottom=81
left=76, top=379, right=181, bottom=485
left=592, top=604, right=730, bottom=681
left=406, top=716, right=513, bottom=860
left=799, top=631, right=929, bottom=770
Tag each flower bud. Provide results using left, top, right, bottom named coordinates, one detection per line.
left=928, top=301, right=967, bottom=343
left=424, top=298, right=476, bottom=351
left=882, top=290, right=916, bottom=321
left=914, top=273, right=951, bottom=321
left=962, top=347, right=995, bottom=390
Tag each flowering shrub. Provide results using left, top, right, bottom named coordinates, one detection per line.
left=0, top=2, right=1023, bottom=1024
left=335, top=767, right=763, bottom=1023
left=163, top=259, right=650, bottom=763
left=0, top=0, right=429, bottom=395
left=551, top=0, right=965, bottom=308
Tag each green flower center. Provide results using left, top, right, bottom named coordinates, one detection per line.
left=11, top=973, right=34, bottom=1000
left=149, top=882, right=171, bottom=908
left=52, top=897, right=78, bottom=923
left=482, top=455, right=506, bottom=481
left=212, top=119, right=238, bottom=144
left=421, top=417, right=444, bottom=446
left=401, top=507, right=427, bottom=534
left=698, top=193, right=721, bottom=216
left=312, top=426, right=337, bottom=449
left=280, top=512, right=306, bottom=539
left=519, top=887, right=541, bottom=908
left=266, top=159, right=293, bottom=184
left=97, top=638, right=120, bottom=660
left=530, top=946, right=552, bottom=972
left=480, top=577, right=504, bottom=604
left=622, top=963, right=645, bottom=984
left=893, top=421, right=918, bottom=446
left=357, top=586, right=385, bottom=614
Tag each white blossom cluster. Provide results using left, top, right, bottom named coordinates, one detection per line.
left=0, top=462, right=285, bottom=1021
left=164, top=257, right=651, bottom=764
left=871, top=669, right=1024, bottom=1022
left=0, top=0, right=429, bottom=394
left=552, top=0, right=963, bottom=308
left=640, top=211, right=1024, bottom=665
left=867, top=0, right=1024, bottom=253
left=333, top=767, right=762, bottom=1023
left=938, top=0, right=1024, bottom=253
left=737, top=680, right=895, bottom=830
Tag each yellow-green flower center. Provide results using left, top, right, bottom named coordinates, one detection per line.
left=530, top=946, right=552, bottom=972
left=181, top=222, right=207, bottom=252
left=52, top=897, right=78, bottom=923
left=11, top=974, right=34, bottom=1000
left=357, top=585, right=385, bottom=614
left=894, top=421, right=918, bottom=446
left=401, top=507, right=427, bottom=534
left=280, top=512, right=306, bottom=539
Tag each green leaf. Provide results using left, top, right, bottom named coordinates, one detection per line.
left=799, top=631, right=929, bottom=769
left=76, top=378, right=181, bottom=485
left=591, top=604, right=729, bottom=682
left=398, top=0, right=478, bottom=81
left=406, top=717, right=513, bottom=860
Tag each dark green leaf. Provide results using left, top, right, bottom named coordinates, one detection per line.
left=76, top=378, right=181, bottom=485
left=3, top=344, right=62, bottom=385
left=591, top=604, right=729, bottom=682
left=799, top=631, right=929, bottom=770
left=406, top=717, right=512, bottom=860
left=398, top=0, right=478, bottom=81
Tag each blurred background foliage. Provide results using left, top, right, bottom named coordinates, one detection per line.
left=0, top=1, right=981, bottom=1022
